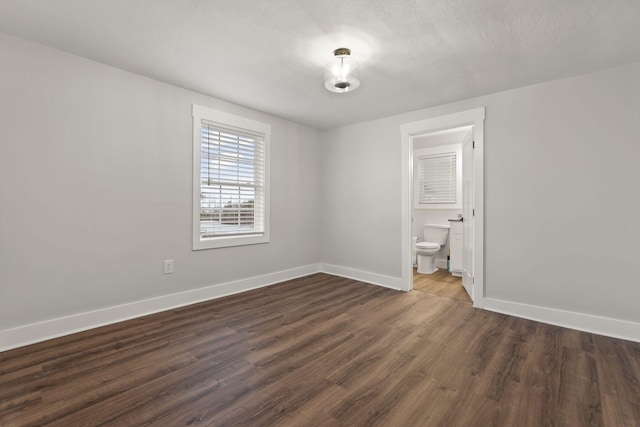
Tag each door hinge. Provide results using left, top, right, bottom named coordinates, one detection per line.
left=472, top=140, right=475, bottom=148
left=472, top=209, right=475, bottom=216
left=473, top=277, right=475, bottom=284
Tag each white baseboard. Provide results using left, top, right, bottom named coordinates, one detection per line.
left=319, top=263, right=403, bottom=291
left=483, top=297, right=640, bottom=343
left=0, top=264, right=321, bottom=352
left=9, top=264, right=635, bottom=352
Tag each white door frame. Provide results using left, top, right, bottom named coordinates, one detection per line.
left=400, top=107, right=485, bottom=308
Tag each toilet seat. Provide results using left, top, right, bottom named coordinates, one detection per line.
left=416, top=241, right=439, bottom=250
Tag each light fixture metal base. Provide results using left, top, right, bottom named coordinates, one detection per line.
left=333, top=47, right=351, bottom=57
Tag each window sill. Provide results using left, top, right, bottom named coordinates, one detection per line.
left=193, top=234, right=269, bottom=250
left=414, top=204, right=462, bottom=210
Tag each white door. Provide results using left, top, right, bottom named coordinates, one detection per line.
left=462, top=131, right=474, bottom=299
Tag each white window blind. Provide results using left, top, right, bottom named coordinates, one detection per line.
left=418, top=152, right=457, bottom=204
left=199, top=120, right=265, bottom=238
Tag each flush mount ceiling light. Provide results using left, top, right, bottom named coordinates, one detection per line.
left=324, top=47, right=360, bottom=93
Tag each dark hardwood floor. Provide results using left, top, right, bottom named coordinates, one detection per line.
left=413, top=268, right=472, bottom=303
left=2, top=273, right=639, bottom=426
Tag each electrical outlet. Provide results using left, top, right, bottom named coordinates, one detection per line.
left=163, top=259, right=174, bottom=274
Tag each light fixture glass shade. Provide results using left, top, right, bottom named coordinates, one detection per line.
left=324, top=48, right=360, bottom=93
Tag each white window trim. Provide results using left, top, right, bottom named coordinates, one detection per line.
left=413, top=144, right=462, bottom=210
left=192, top=105, right=270, bottom=250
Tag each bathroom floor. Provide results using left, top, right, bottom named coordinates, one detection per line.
left=413, top=268, right=472, bottom=303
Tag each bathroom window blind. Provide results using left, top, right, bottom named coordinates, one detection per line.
left=199, top=120, right=265, bottom=238
left=418, top=152, right=457, bottom=204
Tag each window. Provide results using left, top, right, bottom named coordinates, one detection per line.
left=418, top=152, right=456, bottom=203
left=414, top=145, right=461, bottom=209
left=192, top=105, right=270, bottom=249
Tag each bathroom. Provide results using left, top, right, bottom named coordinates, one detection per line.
left=412, top=126, right=471, bottom=299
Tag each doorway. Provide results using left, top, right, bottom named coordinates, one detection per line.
left=400, top=108, right=485, bottom=308
left=413, top=268, right=472, bottom=303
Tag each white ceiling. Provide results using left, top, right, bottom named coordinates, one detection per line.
left=1, top=0, right=640, bottom=130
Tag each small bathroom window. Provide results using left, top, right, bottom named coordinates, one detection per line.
left=414, top=144, right=462, bottom=210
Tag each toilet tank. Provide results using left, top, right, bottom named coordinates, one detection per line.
left=423, top=224, right=450, bottom=245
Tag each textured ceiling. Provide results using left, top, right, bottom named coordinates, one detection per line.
left=1, top=0, right=640, bottom=129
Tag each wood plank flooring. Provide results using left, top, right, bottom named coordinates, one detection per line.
left=413, top=268, right=472, bottom=303
left=2, top=273, right=639, bottom=426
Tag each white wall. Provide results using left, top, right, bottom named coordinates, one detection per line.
left=412, top=210, right=461, bottom=239
left=320, top=61, right=640, bottom=327
left=320, top=116, right=403, bottom=277
left=0, top=34, right=321, bottom=335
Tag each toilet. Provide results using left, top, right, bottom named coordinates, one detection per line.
left=415, top=224, right=450, bottom=274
